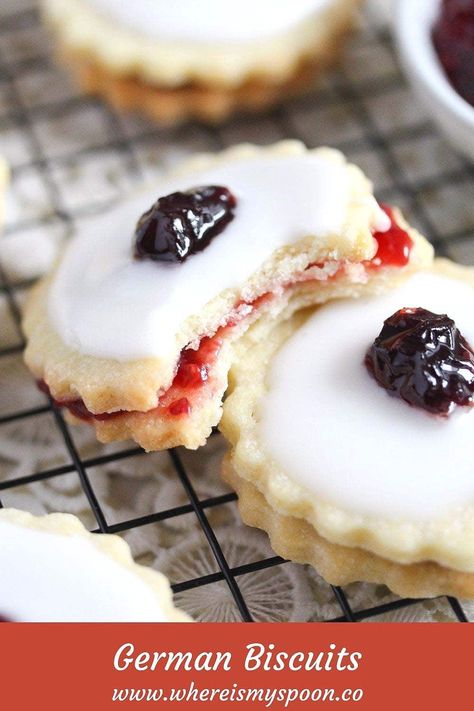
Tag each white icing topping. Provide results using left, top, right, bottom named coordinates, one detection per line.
left=49, top=152, right=380, bottom=362
left=258, top=273, right=474, bottom=522
left=0, top=519, right=167, bottom=621
left=86, top=0, right=331, bottom=43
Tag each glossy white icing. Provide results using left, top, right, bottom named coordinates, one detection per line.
left=48, top=152, right=385, bottom=361
left=86, top=0, right=331, bottom=43
left=0, top=519, right=166, bottom=621
left=258, top=272, right=474, bottom=522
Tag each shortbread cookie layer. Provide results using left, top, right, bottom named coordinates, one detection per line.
left=23, top=141, right=431, bottom=451
left=58, top=41, right=350, bottom=125
left=223, top=459, right=474, bottom=600
left=0, top=508, right=189, bottom=621
left=42, top=0, right=361, bottom=121
left=220, top=260, right=474, bottom=592
left=64, top=296, right=284, bottom=450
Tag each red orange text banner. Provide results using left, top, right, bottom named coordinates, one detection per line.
left=0, top=623, right=471, bottom=709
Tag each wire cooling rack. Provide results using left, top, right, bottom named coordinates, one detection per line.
left=0, top=1, right=473, bottom=623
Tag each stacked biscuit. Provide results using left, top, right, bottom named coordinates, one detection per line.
left=41, top=0, right=363, bottom=123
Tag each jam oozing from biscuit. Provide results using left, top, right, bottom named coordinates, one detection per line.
left=370, top=205, right=413, bottom=268
left=365, top=307, right=474, bottom=416
left=307, top=206, right=412, bottom=274
left=432, top=0, right=474, bottom=107
left=38, top=293, right=272, bottom=421
left=134, top=185, right=237, bottom=263
left=168, top=398, right=191, bottom=416
left=162, top=333, right=223, bottom=415
left=39, top=328, right=226, bottom=421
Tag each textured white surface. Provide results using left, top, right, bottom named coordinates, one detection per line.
left=86, top=0, right=331, bottom=43
left=259, top=273, right=474, bottom=521
left=48, top=152, right=362, bottom=360
left=0, top=518, right=167, bottom=621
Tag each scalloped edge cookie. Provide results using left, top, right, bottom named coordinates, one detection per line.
left=23, top=140, right=410, bottom=451
left=41, top=0, right=362, bottom=122
left=0, top=508, right=190, bottom=621
left=220, top=259, right=474, bottom=593
left=223, top=458, right=474, bottom=599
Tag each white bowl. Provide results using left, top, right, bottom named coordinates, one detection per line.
left=395, top=0, right=474, bottom=161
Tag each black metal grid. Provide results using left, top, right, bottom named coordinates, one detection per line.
left=0, top=3, right=472, bottom=623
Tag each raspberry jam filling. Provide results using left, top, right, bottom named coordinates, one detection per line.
left=370, top=205, right=413, bottom=268
left=38, top=329, right=225, bottom=422
left=42, top=205, right=411, bottom=422
left=365, top=307, right=474, bottom=416
left=39, top=292, right=273, bottom=421
left=432, top=0, right=474, bottom=107
left=134, top=185, right=237, bottom=263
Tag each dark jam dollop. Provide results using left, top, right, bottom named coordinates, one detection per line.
left=134, top=185, right=237, bottom=263
left=432, top=0, right=474, bottom=106
left=371, top=205, right=413, bottom=268
left=365, top=307, right=474, bottom=416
